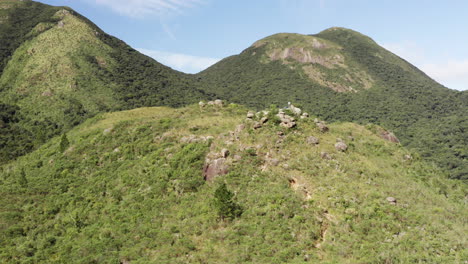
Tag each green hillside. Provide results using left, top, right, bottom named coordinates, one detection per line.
left=0, top=0, right=213, bottom=163
left=197, top=28, right=468, bottom=180
left=0, top=103, right=466, bottom=263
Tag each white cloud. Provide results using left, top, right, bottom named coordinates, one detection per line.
left=93, top=0, right=204, bottom=18
left=421, top=60, right=468, bottom=91
left=382, top=42, right=468, bottom=91
left=137, top=48, right=220, bottom=73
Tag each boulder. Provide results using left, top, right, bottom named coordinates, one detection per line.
left=253, top=122, right=262, bottom=129
left=246, top=111, right=255, bottom=119
left=214, top=99, right=223, bottom=107
left=316, top=122, right=329, bottom=133
left=277, top=112, right=296, bottom=128
left=386, top=197, right=397, bottom=205
left=335, top=142, right=348, bottom=152
left=260, top=116, right=269, bottom=124
left=203, top=158, right=229, bottom=181
left=198, top=101, right=206, bottom=107
left=380, top=130, right=400, bottom=143
left=288, top=102, right=302, bottom=115
left=307, top=136, right=320, bottom=145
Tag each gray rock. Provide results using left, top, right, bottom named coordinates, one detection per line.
left=316, top=122, right=329, bottom=133
left=214, top=99, right=223, bottom=106
left=203, top=158, right=229, bottom=181
left=307, top=136, right=320, bottom=145
left=386, top=197, right=397, bottom=205
left=335, top=142, right=348, bottom=152
left=253, top=122, right=262, bottom=129
left=381, top=130, right=400, bottom=143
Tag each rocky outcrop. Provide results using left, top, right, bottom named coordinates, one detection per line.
left=277, top=110, right=296, bottom=128
left=203, top=158, right=229, bottom=181
left=380, top=130, right=400, bottom=143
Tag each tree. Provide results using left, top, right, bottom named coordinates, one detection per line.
left=18, top=168, right=28, bottom=188
left=213, top=183, right=243, bottom=220
left=59, top=133, right=70, bottom=153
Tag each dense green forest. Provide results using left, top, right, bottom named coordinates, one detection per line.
left=0, top=104, right=466, bottom=263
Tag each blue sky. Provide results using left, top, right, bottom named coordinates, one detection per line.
left=38, top=0, right=468, bottom=91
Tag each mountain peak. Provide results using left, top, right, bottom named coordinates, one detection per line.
left=249, top=31, right=374, bottom=92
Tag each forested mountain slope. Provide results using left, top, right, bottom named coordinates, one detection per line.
left=0, top=0, right=212, bottom=163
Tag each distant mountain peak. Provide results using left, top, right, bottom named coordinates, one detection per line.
left=250, top=32, right=374, bottom=92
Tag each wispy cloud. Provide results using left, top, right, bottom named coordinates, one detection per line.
left=94, top=0, right=204, bottom=18
left=383, top=42, right=468, bottom=91
left=137, top=48, right=220, bottom=74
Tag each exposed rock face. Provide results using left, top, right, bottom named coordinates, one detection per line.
left=380, top=130, right=400, bottom=143
left=335, top=142, right=348, bottom=152
left=203, top=158, right=229, bottom=181
left=307, top=136, right=320, bottom=145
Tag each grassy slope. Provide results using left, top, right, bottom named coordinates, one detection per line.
left=0, top=104, right=466, bottom=263
left=197, top=28, right=468, bottom=180
left=0, top=1, right=214, bottom=163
